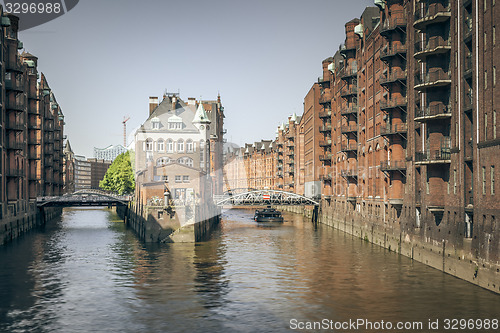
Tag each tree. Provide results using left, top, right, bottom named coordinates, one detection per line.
left=99, top=151, right=135, bottom=195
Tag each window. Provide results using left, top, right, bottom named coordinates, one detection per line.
left=482, top=166, right=486, bottom=194
left=494, top=66, right=497, bottom=87
left=454, top=169, right=457, bottom=194
left=166, top=139, right=174, bottom=153
left=485, top=70, right=488, bottom=89
left=485, top=0, right=487, bottom=11
left=156, top=157, right=170, bottom=166
left=484, top=32, right=487, bottom=48
left=183, top=175, right=190, bottom=183
left=485, top=113, right=488, bottom=139
left=177, top=139, right=184, bottom=152
left=157, top=139, right=164, bottom=152
left=494, top=110, right=497, bottom=139
left=492, top=166, right=495, bottom=195
left=426, top=173, right=430, bottom=194
left=175, top=175, right=182, bottom=183
left=494, top=26, right=496, bottom=45
left=186, top=139, right=193, bottom=153
left=168, top=122, right=182, bottom=130
left=145, top=139, right=153, bottom=151
left=152, top=121, right=160, bottom=130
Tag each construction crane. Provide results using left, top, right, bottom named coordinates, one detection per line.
left=122, top=116, right=130, bottom=147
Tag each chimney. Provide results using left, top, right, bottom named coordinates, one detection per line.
left=149, top=96, right=158, bottom=115
left=171, top=96, right=177, bottom=110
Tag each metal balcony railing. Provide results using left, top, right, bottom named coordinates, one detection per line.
left=380, top=14, right=407, bottom=35
left=339, top=67, right=358, bottom=79
left=7, top=140, right=24, bottom=150
left=6, top=118, right=24, bottom=131
left=319, top=124, right=332, bottom=132
left=318, top=109, right=332, bottom=118
left=319, top=139, right=332, bottom=147
left=380, top=160, right=406, bottom=171
left=340, top=143, right=357, bottom=152
left=6, top=100, right=25, bottom=112
left=415, top=103, right=451, bottom=120
left=380, top=123, right=407, bottom=136
left=414, top=36, right=451, bottom=57
left=414, top=68, right=451, bottom=89
left=5, top=79, right=24, bottom=91
left=341, top=169, right=357, bottom=178
left=380, top=98, right=407, bottom=110
left=319, top=154, right=332, bottom=161
left=341, top=105, right=358, bottom=116
left=341, top=125, right=357, bottom=134
left=340, top=86, right=358, bottom=97
left=379, top=70, right=407, bottom=85
left=380, top=44, right=407, bottom=58
left=6, top=169, right=24, bottom=177
left=414, top=2, right=451, bottom=29
left=415, top=149, right=451, bottom=162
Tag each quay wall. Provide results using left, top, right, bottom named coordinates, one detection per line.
left=0, top=201, right=62, bottom=245
left=277, top=203, right=500, bottom=295
left=117, top=201, right=220, bottom=243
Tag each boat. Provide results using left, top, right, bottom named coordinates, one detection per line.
left=253, top=206, right=284, bottom=222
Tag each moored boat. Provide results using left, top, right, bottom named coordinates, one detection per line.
left=253, top=207, right=284, bottom=222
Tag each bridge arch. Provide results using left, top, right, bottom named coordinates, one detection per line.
left=216, top=190, right=319, bottom=206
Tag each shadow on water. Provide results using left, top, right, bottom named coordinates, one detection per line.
left=0, top=207, right=499, bottom=333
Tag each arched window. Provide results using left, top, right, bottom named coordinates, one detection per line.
left=166, top=139, right=174, bottom=153
left=145, top=138, right=153, bottom=151
left=157, top=139, right=164, bottom=152
left=177, top=157, right=193, bottom=167
left=186, top=139, right=193, bottom=153
left=177, top=139, right=184, bottom=152
left=156, top=157, right=170, bottom=166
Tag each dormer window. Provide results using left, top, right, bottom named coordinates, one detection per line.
left=167, top=115, right=183, bottom=130
left=151, top=117, right=160, bottom=130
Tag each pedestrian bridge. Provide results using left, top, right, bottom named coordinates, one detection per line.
left=214, top=190, right=319, bottom=206
left=37, top=190, right=131, bottom=208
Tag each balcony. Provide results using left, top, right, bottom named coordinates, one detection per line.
left=341, top=125, right=357, bottom=134
left=414, top=103, right=451, bottom=122
left=319, top=95, right=332, bottom=105
left=28, top=151, right=41, bottom=159
left=276, top=172, right=283, bottom=178
left=380, top=98, right=407, bottom=111
left=6, top=169, right=24, bottom=177
left=380, top=160, right=406, bottom=171
left=28, top=90, right=39, bottom=100
left=379, top=70, right=407, bottom=86
left=7, top=140, right=24, bottom=150
left=285, top=133, right=295, bottom=140
left=415, top=138, right=451, bottom=164
left=414, top=69, right=451, bottom=90
left=319, top=154, right=332, bottom=162
left=414, top=36, right=451, bottom=59
left=339, top=43, right=356, bottom=56
left=380, top=123, right=407, bottom=136
left=340, top=143, right=357, bottom=152
left=6, top=100, right=25, bottom=112
left=28, top=137, right=41, bottom=145
left=464, top=55, right=473, bottom=79
left=319, top=139, right=332, bottom=147
left=340, top=86, right=358, bottom=97
left=6, top=59, right=23, bottom=72
left=380, top=15, right=407, bottom=36
left=318, top=76, right=330, bottom=86
left=5, top=79, right=24, bottom=92
left=6, top=118, right=24, bottom=131
left=463, top=15, right=473, bottom=42
left=341, top=105, right=358, bottom=116
left=319, top=124, right=332, bottom=133
left=380, top=44, right=407, bottom=60
left=339, top=67, right=358, bottom=80
left=320, top=172, right=332, bottom=181
left=318, top=109, right=332, bottom=118
left=341, top=169, right=357, bottom=178
left=464, top=89, right=474, bottom=114
left=413, top=2, right=451, bottom=30
left=415, top=149, right=451, bottom=164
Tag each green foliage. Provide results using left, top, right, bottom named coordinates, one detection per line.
left=99, top=151, right=135, bottom=195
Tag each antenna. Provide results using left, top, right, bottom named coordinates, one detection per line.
left=122, top=116, right=130, bottom=147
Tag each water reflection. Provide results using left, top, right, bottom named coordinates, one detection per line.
left=0, top=207, right=498, bottom=333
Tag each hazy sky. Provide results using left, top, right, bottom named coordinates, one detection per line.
left=18, top=0, right=374, bottom=157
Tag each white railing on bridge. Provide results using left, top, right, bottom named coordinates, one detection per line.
left=215, top=190, right=319, bottom=206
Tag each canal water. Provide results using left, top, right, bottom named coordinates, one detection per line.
left=0, top=208, right=498, bottom=332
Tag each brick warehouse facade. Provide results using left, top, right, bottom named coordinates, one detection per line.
left=223, top=0, right=500, bottom=293
left=1, top=9, right=68, bottom=244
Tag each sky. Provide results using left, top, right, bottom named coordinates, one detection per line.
left=18, top=0, right=374, bottom=157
